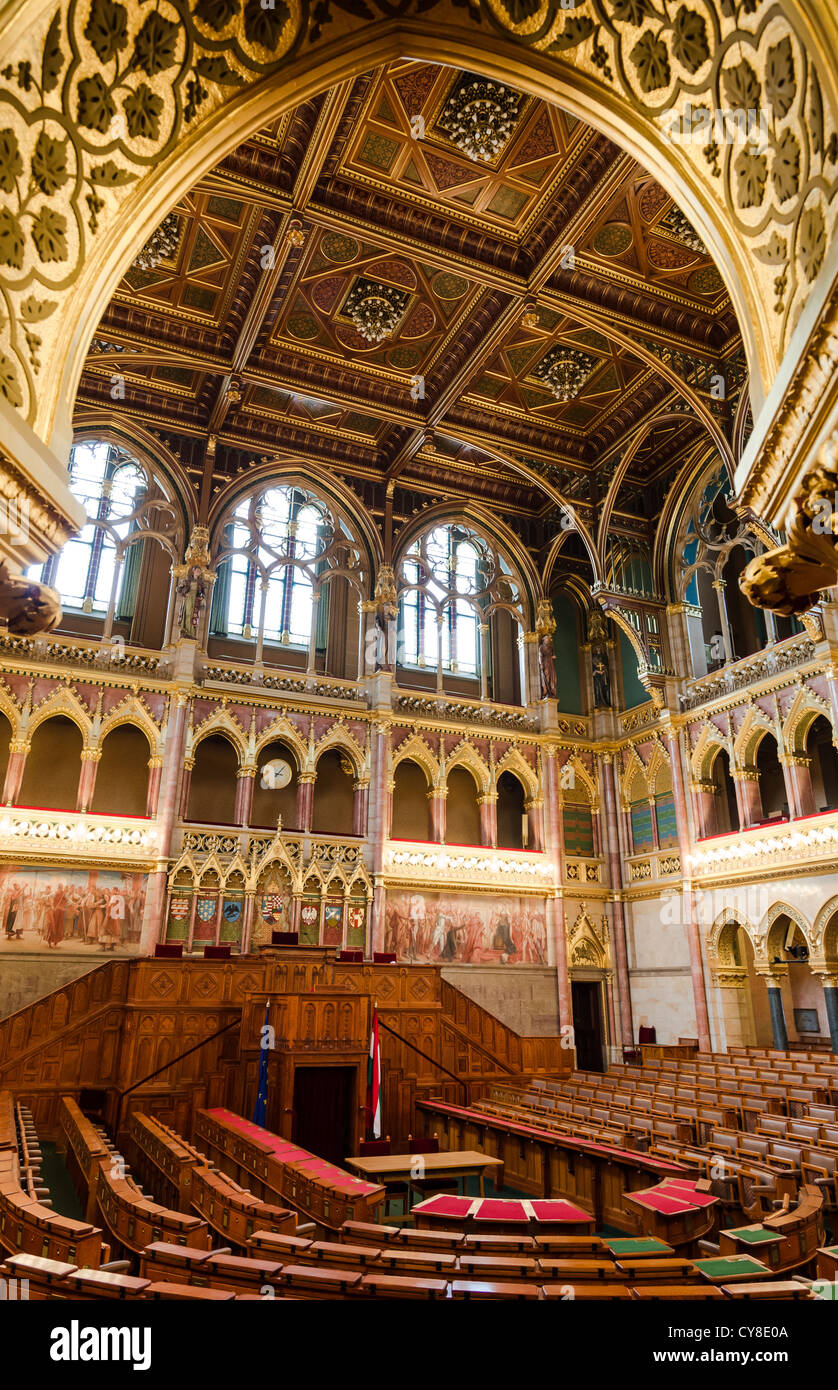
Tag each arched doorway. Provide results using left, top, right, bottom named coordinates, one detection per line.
left=251, top=741, right=299, bottom=829
left=18, top=716, right=83, bottom=810
left=445, top=767, right=481, bottom=846
left=311, top=749, right=355, bottom=836
left=186, top=734, right=238, bottom=825
left=708, top=749, right=739, bottom=835
left=755, top=733, right=788, bottom=824
left=807, top=716, right=838, bottom=813
left=91, top=725, right=151, bottom=818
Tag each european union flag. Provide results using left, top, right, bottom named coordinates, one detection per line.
left=252, top=1002, right=270, bottom=1128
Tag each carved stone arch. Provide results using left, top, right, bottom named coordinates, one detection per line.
left=221, top=854, right=250, bottom=891
left=493, top=747, right=538, bottom=801
left=196, top=852, right=225, bottom=887
left=26, top=689, right=92, bottom=742
left=445, top=740, right=490, bottom=796
left=690, top=722, right=730, bottom=782
left=167, top=849, right=200, bottom=890
left=813, top=896, right=838, bottom=962
left=782, top=685, right=832, bottom=754
left=707, top=908, right=755, bottom=969
left=759, top=901, right=813, bottom=963
left=252, top=834, right=302, bottom=894
left=620, top=746, right=648, bottom=810
left=733, top=705, right=778, bottom=770
left=568, top=907, right=608, bottom=971
left=391, top=734, right=439, bottom=787
left=647, top=742, right=672, bottom=796
left=0, top=683, right=20, bottom=740
left=99, top=696, right=161, bottom=755
left=324, top=861, right=350, bottom=895
left=346, top=861, right=373, bottom=897
left=314, top=723, right=365, bottom=778
left=563, top=755, right=598, bottom=811
left=253, top=717, right=307, bottom=771
left=188, top=710, right=247, bottom=765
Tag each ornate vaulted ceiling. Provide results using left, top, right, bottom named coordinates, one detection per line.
left=78, top=59, right=745, bottom=585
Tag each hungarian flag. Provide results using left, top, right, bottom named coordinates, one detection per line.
left=365, top=1005, right=382, bottom=1140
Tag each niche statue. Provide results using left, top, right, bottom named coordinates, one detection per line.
left=538, top=630, right=557, bottom=698
left=176, top=566, right=206, bottom=638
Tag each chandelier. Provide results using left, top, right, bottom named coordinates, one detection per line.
left=132, top=212, right=181, bottom=271
left=439, top=74, right=522, bottom=164
left=533, top=347, right=596, bottom=402
left=343, top=277, right=408, bottom=344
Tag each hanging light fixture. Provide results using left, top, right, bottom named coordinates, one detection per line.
left=132, top=212, right=181, bottom=271
left=343, top=277, right=408, bottom=344
left=438, top=73, right=522, bottom=164
left=533, top=346, right=596, bottom=402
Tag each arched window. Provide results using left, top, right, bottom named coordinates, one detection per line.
left=27, top=437, right=181, bottom=621
left=396, top=521, right=525, bottom=697
left=211, top=484, right=364, bottom=661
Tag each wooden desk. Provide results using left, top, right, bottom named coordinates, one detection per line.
left=641, top=1043, right=700, bottom=1063
left=345, top=1150, right=503, bottom=1198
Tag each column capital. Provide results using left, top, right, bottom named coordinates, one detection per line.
left=80, top=747, right=102, bottom=764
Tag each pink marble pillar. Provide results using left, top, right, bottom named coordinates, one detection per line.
left=665, top=728, right=711, bottom=1052
left=352, top=781, right=369, bottom=837
left=145, top=759, right=162, bottom=818
left=368, top=723, right=389, bottom=950
left=737, top=773, right=763, bottom=827
left=599, top=755, right=633, bottom=1047
left=76, top=751, right=100, bottom=814
left=478, top=794, right=497, bottom=848
left=234, top=769, right=255, bottom=827
left=295, top=775, right=315, bottom=832
left=542, top=751, right=572, bottom=1033
left=179, top=761, right=193, bottom=820
left=692, top=784, right=717, bottom=839
left=2, top=743, right=28, bottom=806
left=140, top=694, right=189, bottom=955
left=525, top=798, right=544, bottom=852
left=428, top=790, right=446, bottom=844
left=785, top=757, right=815, bottom=819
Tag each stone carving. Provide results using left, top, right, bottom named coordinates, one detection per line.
left=740, top=442, right=838, bottom=615
left=0, top=562, right=61, bottom=634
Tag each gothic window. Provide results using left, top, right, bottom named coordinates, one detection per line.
left=397, top=523, right=521, bottom=684
left=211, top=484, right=363, bottom=653
left=28, top=438, right=171, bottom=618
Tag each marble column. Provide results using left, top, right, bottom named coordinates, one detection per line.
left=736, top=770, right=763, bottom=827
left=690, top=781, right=716, bottom=839
left=766, top=981, right=789, bottom=1050
left=542, top=749, right=572, bottom=1035
left=478, top=792, right=497, bottom=848
left=76, top=748, right=101, bottom=814
left=599, top=754, right=633, bottom=1047
left=368, top=721, right=390, bottom=953
left=2, top=740, right=28, bottom=805
left=295, top=774, right=315, bottom=832
left=145, top=757, right=163, bottom=818
left=234, top=768, right=255, bottom=827
left=664, top=726, right=711, bottom=1052
left=428, top=789, right=447, bottom=844
left=140, top=692, right=190, bottom=954
left=525, top=797, right=544, bottom=852
left=352, top=779, right=369, bottom=837
left=178, top=759, right=194, bottom=820
left=784, top=755, right=816, bottom=819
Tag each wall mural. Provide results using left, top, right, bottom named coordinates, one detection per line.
left=0, top=865, right=146, bottom=953
left=385, top=890, right=546, bottom=965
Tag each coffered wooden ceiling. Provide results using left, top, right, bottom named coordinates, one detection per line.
left=79, top=60, right=745, bottom=578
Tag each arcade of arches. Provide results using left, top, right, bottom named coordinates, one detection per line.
left=1, top=3, right=838, bottom=1315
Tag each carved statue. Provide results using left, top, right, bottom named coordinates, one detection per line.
left=176, top=565, right=206, bottom=637
left=538, top=630, right=557, bottom=698
left=374, top=609, right=388, bottom=671
left=592, top=652, right=612, bottom=708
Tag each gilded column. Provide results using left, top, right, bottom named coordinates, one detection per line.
left=525, top=796, right=544, bottom=852
left=368, top=720, right=390, bottom=953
